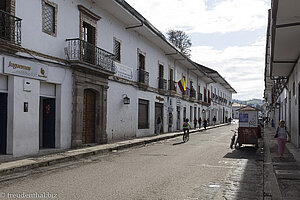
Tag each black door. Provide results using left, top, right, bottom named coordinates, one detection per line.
left=155, top=102, right=163, bottom=133
left=42, top=98, right=55, bottom=148
left=0, top=93, right=7, bottom=154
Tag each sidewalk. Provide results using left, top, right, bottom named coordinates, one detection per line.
left=263, top=126, right=300, bottom=200
left=0, top=123, right=230, bottom=178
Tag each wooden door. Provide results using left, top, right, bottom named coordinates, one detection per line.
left=82, top=22, right=96, bottom=64
left=83, top=89, right=96, bottom=144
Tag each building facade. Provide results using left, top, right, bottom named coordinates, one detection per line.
left=264, top=0, right=300, bottom=148
left=0, top=0, right=235, bottom=156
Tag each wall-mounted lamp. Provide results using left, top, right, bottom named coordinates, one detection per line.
left=275, top=102, right=280, bottom=109
left=123, top=94, right=130, bottom=104
left=202, top=109, right=205, bottom=113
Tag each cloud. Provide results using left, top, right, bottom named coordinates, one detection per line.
left=125, top=0, right=269, bottom=34
left=190, top=37, right=266, bottom=100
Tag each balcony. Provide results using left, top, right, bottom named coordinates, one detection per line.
left=189, top=88, right=196, bottom=101
left=0, top=10, right=22, bottom=45
left=168, top=80, right=177, bottom=91
left=182, top=88, right=189, bottom=100
left=137, top=69, right=149, bottom=87
left=66, top=38, right=116, bottom=74
left=158, top=77, right=167, bottom=90
left=198, top=93, right=203, bottom=103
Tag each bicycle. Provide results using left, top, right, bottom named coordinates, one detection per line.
left=183, top=129, right=189, bottom=142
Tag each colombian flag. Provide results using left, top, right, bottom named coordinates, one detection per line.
left=178, top=77, right=186, bottom=93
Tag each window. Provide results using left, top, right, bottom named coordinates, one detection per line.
left=138, top=53, right=145, bottom=70
left=42, top=0, right=57, bottom=36
left=159, top=64, right=164, bottom=78
left=113, top=38, right=121, bottom=62
left=138, top=99, right=149, bottom=129
left=169, top=68, right=174, bottom=81
left=293, top=82, right=295, bottom=96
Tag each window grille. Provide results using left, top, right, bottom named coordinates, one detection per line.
left=44, top=3, right=55, bottom=33
left=114, top=40, right=121, bottom=62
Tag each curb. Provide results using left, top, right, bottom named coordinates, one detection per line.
left=263, top=127, right=282, bottom=200
left=0, top=123, right=231, bottom=177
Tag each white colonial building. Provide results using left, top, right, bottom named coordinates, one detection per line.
left=264, top=0, right=300, bottom=148
left=0, top=0, right=235, bottom=156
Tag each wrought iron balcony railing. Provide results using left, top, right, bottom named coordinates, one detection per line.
left=183, top=88, right=189, bottom=96
left=0, top=10, right=22, bottom=45
left=190, top=88, right=196, bottom=98
left=198, top=93, right=203, bottom=101
left=158, top=77, right=167, bottom=90
left=66, top=38, right=115, bottom=73
left=168, top=80, right=177, bottom=92
left=137, top=69, right=149, bottom=85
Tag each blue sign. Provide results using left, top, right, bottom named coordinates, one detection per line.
left=239, top=113, right=248, bottom=123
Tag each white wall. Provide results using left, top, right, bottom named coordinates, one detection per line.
left=7, top=76, right=40, bottom=155
left=1, top=55, right=72, bottom=156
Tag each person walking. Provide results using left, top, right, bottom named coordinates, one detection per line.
left=203, top=118, right=207, bottom=130
left=193, top=118, right=197, bottom=129
left=156, top=116, right=162, bottom=135
left=275, top=120, right=291, bottom=158
left=198, top=117, right=202, bottom=129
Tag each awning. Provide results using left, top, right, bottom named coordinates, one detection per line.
left=271, top=0, right=300, bottom=77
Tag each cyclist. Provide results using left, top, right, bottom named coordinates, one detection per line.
left=183, top=118, right=191, bottom=142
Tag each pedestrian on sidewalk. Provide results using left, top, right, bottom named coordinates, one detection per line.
left=156, top=116, right=162, bottom=135
left=275, top=120, right=291, bottom=158
left=194, top=118, right=197, bottom=129
left=203, top=118, right=207, bottom=130
left=198, top=117, right=202, bottom=129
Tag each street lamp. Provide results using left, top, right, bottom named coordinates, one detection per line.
left=122, top=94, right=130, bottom=104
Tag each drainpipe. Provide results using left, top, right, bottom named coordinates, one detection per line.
left=125, top=22, right=143, bottom=29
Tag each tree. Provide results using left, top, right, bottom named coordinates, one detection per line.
left=167, top=30, right=192, bottom=57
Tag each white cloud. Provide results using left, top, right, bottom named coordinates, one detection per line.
left=190, top=37, right=266, bottom=100
left=125, top=0, right=269, bottom=34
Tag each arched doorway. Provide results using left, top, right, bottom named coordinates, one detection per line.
left=83, top=89, right=96, bottom=144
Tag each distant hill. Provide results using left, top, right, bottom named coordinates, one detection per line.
left=232, top=99, right=264, bottom=110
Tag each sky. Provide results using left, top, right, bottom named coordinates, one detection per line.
left=125, top=0, right=270, bottom=100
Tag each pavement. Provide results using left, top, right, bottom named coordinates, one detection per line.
left=0, top=123, right=230, bottom=178
left=263, top=126, right=300, bottom=200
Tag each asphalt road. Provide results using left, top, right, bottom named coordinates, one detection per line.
left=0, top=123, right=263, bottom=200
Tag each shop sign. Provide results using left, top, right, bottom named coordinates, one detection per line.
left=114, top=62, right=133, bottom=81
left=239, top=113, right=248, bottom=123
left=4, top=57, right=48, bottom=80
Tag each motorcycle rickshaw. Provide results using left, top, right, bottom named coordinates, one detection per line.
left=236, top=106, right=259, bottom=149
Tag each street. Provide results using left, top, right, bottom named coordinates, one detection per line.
left=0, top=124, right=263, bottom=200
